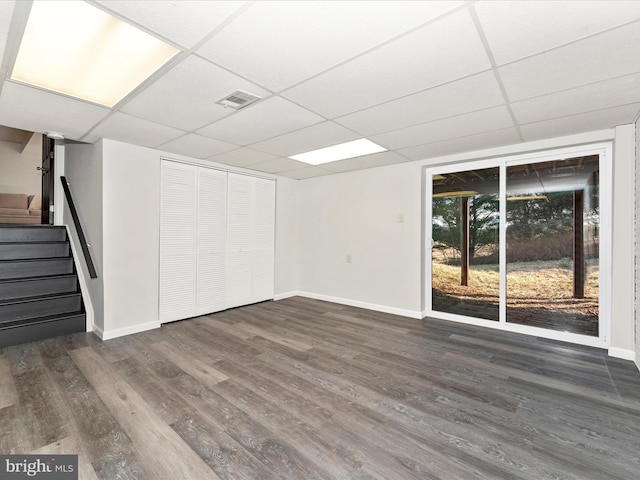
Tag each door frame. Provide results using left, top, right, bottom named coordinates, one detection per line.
left=40, top=134, right=55, bottom=224
left=424, top=142, right=612, bottom=349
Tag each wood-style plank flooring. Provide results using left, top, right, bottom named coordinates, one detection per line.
left=1, top=296, right=639, bottom=479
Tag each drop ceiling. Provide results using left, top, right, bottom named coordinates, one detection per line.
left=0, top=1, right=639, bottom=180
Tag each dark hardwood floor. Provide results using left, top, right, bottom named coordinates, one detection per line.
left=1, top=296, right=639, bottom=479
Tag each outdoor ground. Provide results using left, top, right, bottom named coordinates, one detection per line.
left=432, top=260, right=599, bottom=336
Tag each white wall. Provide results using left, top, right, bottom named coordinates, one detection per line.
left=297, top=162, right=422, bottom=317
left=101, top=140, right=161, bottom=337
left=295, top=128, right=636, bottom=356
left=0, top=135, right=41, bottom=195
left=611, top=124, right=636, bottom=358
left=274, top=176, right=299, bottom=297
left=64, top=140, right=105, bottom=331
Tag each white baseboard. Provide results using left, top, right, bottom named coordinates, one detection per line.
left=95, top=321, right=161, bottom=341
left=273, top=291, right=300, bottom=301
left=283, top=291, right=422, bottom=319
left=92, top=324, right=105, bottom=340
left=608, top=347, right=636, bottom=362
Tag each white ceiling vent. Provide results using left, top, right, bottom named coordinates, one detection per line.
left=216, top=90, right=261, bottom=110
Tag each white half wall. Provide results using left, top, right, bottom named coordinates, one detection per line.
left=64, top=140, right=105, bottom=332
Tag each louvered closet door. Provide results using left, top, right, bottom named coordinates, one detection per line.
left=252, top=177, right=275, bottom=303
left=160, top=161, right=197, bottom=322
left=226, top=173, right=253, bottom=309
left=196, top=168, right=227, bottom=315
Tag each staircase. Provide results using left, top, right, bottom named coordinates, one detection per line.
left=0, top=225, right=86, bottom=348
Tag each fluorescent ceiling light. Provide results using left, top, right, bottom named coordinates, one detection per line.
left=289, top=139, right=387, bottom=165
left=11, top=1, right=179, bottom=107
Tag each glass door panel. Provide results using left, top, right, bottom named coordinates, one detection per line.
left=505, top=155, right=599, bottom=336
left=432, top=167, right=500, bottom=321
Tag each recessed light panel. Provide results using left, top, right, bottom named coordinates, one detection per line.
left=11, top=1, right=179, bottom=107
left=289, top=138, right=387, bottom=165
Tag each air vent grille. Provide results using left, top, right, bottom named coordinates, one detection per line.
left=216, top=90, right=261, bottom=110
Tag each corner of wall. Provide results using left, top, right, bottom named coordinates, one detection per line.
left=610, top=124, right=636, bottom=354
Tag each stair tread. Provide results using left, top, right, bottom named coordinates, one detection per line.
left=0, top=312, right=85, bottom=330
left=0, top=274, right=78, bottom=284
left=0, top=226, right=67, bottom=241
left=0, top=291, right=82, bottom=305
left=0, top=257, right=72, bottom=263
left=0, top=240, right=69, bottom=244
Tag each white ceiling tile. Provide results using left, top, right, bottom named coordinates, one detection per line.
left=372, top=106, right=514, bottom=150
left=90, top=112, right=184, bottom=147
left=208, top=147, right=277, bottom=168
left=198, top=1, right=463, bottom=91
left=399, top=128, right=521, bottom=161
left=247, top=158, right=309, bottom=174
left=282, top=9, right=491, bottom=118
left=196, top=96, right=324, bottom=145
left=512, top=72, right=640, bottom=124
left=250, top=121, right=360, bottom=157
left=0, top=81, right=110, bottom=140
left=95, top=1, right=247, bottom=49
left=277, top=166, right=334, bottom=180
left=476, top=1, right=640, bottom=65
left=321, top=151, right=409, bottom=173
left=499, top=21, right=640, bottom=102
left=158, top=133, right=237, bottom=159
left=120, top=55, right=271, bottom=131
left=520, top=103, right=640, bottom=141
left=335, top=71, right=504, bottom=136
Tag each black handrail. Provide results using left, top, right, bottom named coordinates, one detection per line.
left=60, top=176, right=98, bottom=279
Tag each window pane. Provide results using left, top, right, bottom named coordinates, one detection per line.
left=505, top=156, right=599, bottom=336
left=432, top=167, right=499, bottom=321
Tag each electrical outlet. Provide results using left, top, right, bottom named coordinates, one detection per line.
left=346, top=254, right=352, bottom=263
left=397, top=213, right=404, bottom=223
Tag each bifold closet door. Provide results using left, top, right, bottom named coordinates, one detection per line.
left=226, top=173, right=275, bottom=308
left=159, top=161, right=197, bottom=322
left=226, top=173, right=253, bottom=309
left=161, top=162, right=275, bottom=321
left=196, top=168, right=227, bottom=315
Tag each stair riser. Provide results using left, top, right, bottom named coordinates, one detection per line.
left=0, top=227, right=67, bottom=242
left=0, top=277, right=78, bottom=301
left=0, top=295, right=82, bottom=323
left=0, top=243, right=70, bottom=260
left=0, top=314, right=86, bottom=349
left=0, top=258, right=74, bottom=280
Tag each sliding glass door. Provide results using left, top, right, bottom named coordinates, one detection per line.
left=431, top=167, right=500, bottom=321
left=426, top=144, right=610, bottom=347
left=505, top=156, right=600, bottom=336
